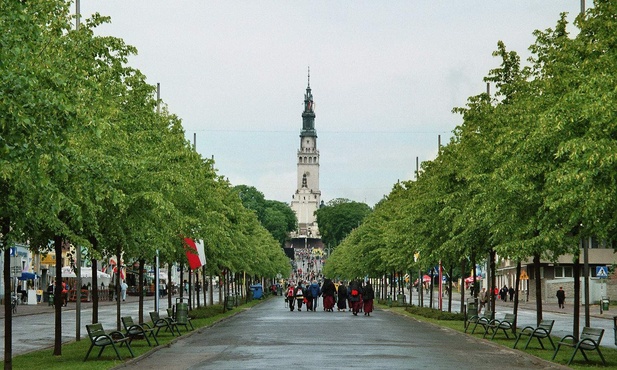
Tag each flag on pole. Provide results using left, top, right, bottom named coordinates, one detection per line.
left=184, top=238, right=206, bottom=270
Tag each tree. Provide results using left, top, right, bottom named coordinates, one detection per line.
left=315, top=199, right=372, bottom=248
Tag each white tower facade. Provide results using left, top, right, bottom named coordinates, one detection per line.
left=290, top=74, right=321, bottom=241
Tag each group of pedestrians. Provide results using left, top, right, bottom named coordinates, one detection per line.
left=286, top=278, right=375, bottom=317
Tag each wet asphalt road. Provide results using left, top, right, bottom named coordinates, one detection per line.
left=122, top=297, right=563, bottom=370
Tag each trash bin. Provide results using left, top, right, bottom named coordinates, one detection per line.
left=602, top=297, right=609, bottom=311
left=176, top=302, right=189, bottom=325
left=250, top=284, right=263, bottom=299
left=467, top=298, right=477, bottom=317
left=397, top=294, right=406, bottom=305
left=386, top=295, right=392, bottom=307
left=247, top=289, right=253, bottom=301
left=226, top=295, right=234, bottom=310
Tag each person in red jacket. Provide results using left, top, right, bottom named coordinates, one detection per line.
left=287, top=282, right=296, bottom=311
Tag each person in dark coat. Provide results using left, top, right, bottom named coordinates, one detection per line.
left=499, top=285, right=508, bottom=302
left=363, top=281, right=375, bottom=316
left=508, top=286, right=515, bottom=302
left=556, top=286, right=566, bottom=309
left=348, top=279, right=362, bottom=316
left=321, top=279, right=336, bottom=312
left=337, top=281, right=348, bottom=312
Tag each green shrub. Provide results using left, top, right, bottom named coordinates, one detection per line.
left=404, top=305, right=464, bottom=321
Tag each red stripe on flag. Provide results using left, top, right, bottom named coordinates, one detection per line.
left=184, top=238, right=203, bottom=270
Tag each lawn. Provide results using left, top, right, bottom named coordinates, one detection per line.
left=4, top=298, right=264, bottom=370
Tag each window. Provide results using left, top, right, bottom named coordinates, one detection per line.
left=555, top=266, right=573, bottom=278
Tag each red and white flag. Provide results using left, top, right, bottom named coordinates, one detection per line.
left=184, top=238, right=206, bottom=270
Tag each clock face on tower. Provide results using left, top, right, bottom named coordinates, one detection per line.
left=305, top=172, right=310, bottom=177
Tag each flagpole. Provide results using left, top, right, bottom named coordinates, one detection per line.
left=155, top=250, right=160, bottom=312
left=155, top=82, right=161, bottom=313
left=75, top=0, right=82, bottom=341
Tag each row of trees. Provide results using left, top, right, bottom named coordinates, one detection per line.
left=325, top=1, right=617, bottom=338
left=1, top=1, right=290, bottom=366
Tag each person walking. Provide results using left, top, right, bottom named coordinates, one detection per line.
left=556, top=286, right=566, bottom=309
left=348, top=279, right=362, bottom=316
left=308, top=280, right=321, bottom=312
left=478, top=288, right=488, bottom=314
left=120, top=280, right=128, bottom=301
left=508, top=286, right=515, bottom=302
left=321, top=279, right=336, bottom=312
left=363, top=281, right=375, bottom=316
left=295, top=282, right=305, bottom=312
left=500, top=285, right=508, bottom=302
left=337, top=281, right=348, bottom=312
left=287, top=282, right=296, bottom=311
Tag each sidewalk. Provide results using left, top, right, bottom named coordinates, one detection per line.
left=0, top=291, right=219, bottom=319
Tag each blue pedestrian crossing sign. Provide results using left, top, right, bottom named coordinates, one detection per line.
left=596, top=266, right=609, bottom=278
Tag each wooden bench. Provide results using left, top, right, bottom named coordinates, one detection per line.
left=513, top=319, right=555, bottom=350
left=167, top=307, right=194, bottom=332
left=84, top=323, right=134, bottom=361
left=121, top=316, right=159, bottom=347
left=150, top=311, right=181, bottom=336
left=552, top=327, right=606, bottom=366
left=465, top=310, right=493, bottom=334
left=484, top=313, right=515, bottom=339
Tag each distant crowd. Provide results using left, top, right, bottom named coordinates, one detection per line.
left=285, top=279, right=375, bottom=316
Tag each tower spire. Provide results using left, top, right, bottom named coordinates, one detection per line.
left=307, top=66, right=310, bottom=88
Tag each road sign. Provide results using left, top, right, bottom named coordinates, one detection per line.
left=520, top=271, right=529, bottom=280
left=596, top=266, right=609, bottom=278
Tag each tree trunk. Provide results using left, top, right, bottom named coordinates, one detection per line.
left=91, top=258, right=98, bottom=324
left=168, top=263, right=173, bottom=309
left=53, top=235, right=63, bottom=355
left=88, top=236, right=100, bottom=324
left=188, top=267, right=193, bottom=310
left=489, top=249, right=496, bottom=319
left=460, top=258, right=466, bottom=314
left=513, top=261, right=521, bottom=335
left=3, top=219, right=13, bottom=369
left=573, top=248, right=581, bottom=341
left=471, top=252, right=477, bottom=299
left=429, top=269, right=434, bottom=309
left=179, top=262, right=185, bottom=301
left=116, top=246, right=121, bottom=331
left=533, top=253, right=543, bottom=326
left=139, top=259, right=145, bottom=324
left=448, top=264, right=453, bottom=313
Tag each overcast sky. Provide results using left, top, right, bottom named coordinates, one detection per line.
left=80, top=1, right=582, bottom=207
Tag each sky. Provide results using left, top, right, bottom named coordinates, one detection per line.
left=79, top=1, right=582, bottom=207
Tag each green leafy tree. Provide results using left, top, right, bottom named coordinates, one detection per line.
left=316, top=199, right=372, bottom=249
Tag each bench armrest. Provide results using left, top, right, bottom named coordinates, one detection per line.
left=519, top=325, right=536, bottom=334
left=557, top=334, right=576, bottom=343
left=532, top=327, right=550, bottom=336
left=140, top=322, right=153, bottom=330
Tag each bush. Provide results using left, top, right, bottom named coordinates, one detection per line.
left=404, top=305, right=465, bottom=321
left=189, top=304, right=225, bottom=319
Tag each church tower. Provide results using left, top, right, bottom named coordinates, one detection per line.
left=290, top=71, right=322, bottom=247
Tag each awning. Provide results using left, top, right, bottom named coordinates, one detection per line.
left=18, top=272, right=39, bottom=280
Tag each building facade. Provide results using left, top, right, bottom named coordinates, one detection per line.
left=494, top=237, right=617, bottom=304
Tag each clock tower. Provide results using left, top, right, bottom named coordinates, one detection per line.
left=290, top=71, right=322, bottom=247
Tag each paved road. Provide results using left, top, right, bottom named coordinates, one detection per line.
left=122, top=297, right=562, bottom=370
